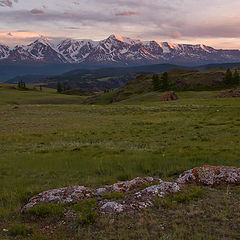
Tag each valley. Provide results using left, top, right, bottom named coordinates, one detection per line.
left=1, top=81, right=240, bottom=239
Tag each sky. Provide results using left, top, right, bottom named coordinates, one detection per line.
left=0, top=0, right=240, bottom=49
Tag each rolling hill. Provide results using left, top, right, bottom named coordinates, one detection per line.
left=83, top=68, right=234, bottom=104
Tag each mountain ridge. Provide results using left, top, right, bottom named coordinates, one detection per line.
left=1, top=35, right=240, bottom=66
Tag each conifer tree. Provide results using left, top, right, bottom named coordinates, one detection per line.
left=57, top=81, right=62, bottom=93
left=233, top=69, right=240, bottom=85
left=224, top=69, right=233, bottom=85
left=160, top=72, right=170, bottom=91
left=152, top=74, right=160, bottom=91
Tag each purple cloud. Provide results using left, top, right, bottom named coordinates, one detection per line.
left=0, top=0, right=13, bottom=7
left=115, top=11, right=140, bottom=17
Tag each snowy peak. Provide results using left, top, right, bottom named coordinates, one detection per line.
left=108, top=34, right=142, bottom=45
left=0, top=44, right=10, bottom=59
left=1, top=35, right=240, bottom=65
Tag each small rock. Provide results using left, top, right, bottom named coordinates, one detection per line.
left=100, top=202, right=124, bottom=214
left=217, top=89, right=240, bottom=98
left=109, top=219, right=115, bottom=224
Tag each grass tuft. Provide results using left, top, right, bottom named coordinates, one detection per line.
left=9, top=224, right=33, bottom=237
left=26, top=203, right=64, bottom=218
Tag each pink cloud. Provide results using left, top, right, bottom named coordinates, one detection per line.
left=30, top=9, right=44, bottom=14
left=115, top=11, right=140, bottom=17
left=0, top=0, right=12, bottom=7
left=171, top=31, right=182, bottom=39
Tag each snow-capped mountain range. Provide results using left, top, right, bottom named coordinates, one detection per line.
left=1, top=34, right=240, bottom=66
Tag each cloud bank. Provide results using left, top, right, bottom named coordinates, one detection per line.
left=0, top=0, right=240, bottom=49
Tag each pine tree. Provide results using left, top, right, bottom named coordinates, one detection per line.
left=17, top=80, right=26, bottom=89
left=160, top=72, right=169, bottom=91
left=57, top=81, right=62, bottom=93
left=224, top=69, right=233, bottom=85
left=233, top=69, right=240, bottom=85
left=152, top=74, right=160, bottom=91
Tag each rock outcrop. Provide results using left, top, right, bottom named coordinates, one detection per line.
left=22, top=165, right=240, bottom=214
left=22, top=177, right=162, bottom=213
left=160, top=91, right=178, bottom=101
left=99, top=181, right=180, bottom=214
left=95, top=177, right=161, bottom=195
left=21, top=186, right=93, bottom=213
left=217, top=89, right=240, bottom=98
left=177, top=165, right=240, bottom=186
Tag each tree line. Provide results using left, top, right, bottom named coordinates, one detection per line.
left=152, top=68, right=240, bottom=92
left=152, top=72, right=170, bottom=91
left=224, top=69, right=240, bottom=85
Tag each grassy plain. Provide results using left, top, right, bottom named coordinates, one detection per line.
left=1, top=84, right=240, bottom=239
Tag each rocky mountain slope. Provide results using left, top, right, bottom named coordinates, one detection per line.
left=1, top=35, right=240, bottom=66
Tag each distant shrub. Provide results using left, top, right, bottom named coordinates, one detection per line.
left=136, top=89, right=144, bottom=94
left=9, top=224, right=33, bottom=237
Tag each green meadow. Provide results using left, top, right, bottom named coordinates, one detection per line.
left=1, top=84, right=240, bottom=239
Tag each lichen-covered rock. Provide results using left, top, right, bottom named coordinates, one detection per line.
left=101, top=182, right=181, bottom=213
left=94, top=177, right=161, bottom=195
left=217, top=89, right=240, bottom=98
left=160, top=91, right=178, bottom=101
left=111, top=177, right=160, bottom=192
left=177, top=165, right=240, bottom=186
left=100, top=202, right=124, bottom=214
left=131, top=182, right=181, bottom=209
left=135, top=182, right=181, bottom=198
left=22, top=166, right=240, bottom=215
left=22, top=177, right=161, bottom=213
left=21, top=186, right=92, bottom=213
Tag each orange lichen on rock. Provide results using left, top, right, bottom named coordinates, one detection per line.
left=22, top=166, right=240, bottom=215
left=177, top=165, right=240, bottom=186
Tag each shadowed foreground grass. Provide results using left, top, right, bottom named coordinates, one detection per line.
left=0, top=87, right=240, bottom=239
